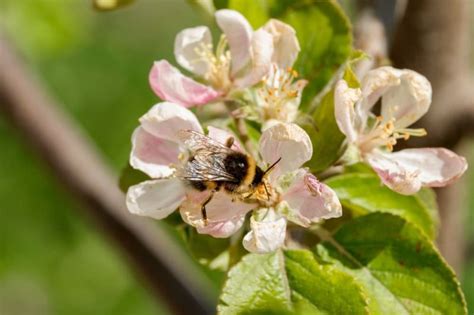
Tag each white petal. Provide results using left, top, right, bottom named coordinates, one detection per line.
left=259, top=122, right=313, bottom=180
left=126, top=178, right=186, bottom=219
left=360, top=66, right=400, bottom=114
left=215, top=9, right=253, bottom=76
left=243, top=209, right=287, bottom=254
left=234, top=29, right=273, bottom=87
left=283, top=170, right=342, bottom=227
left=130, top=127, right=179, bottom=178
left=366, top=150, right=422, bottom=195
left=381, top=69, right=432, bottom=128
left=149, top=60, right=221, bottom=107
left=180, top=190, right=256, bottom=238
left=174, top=26, right=213, bottom=76
left=334, top=80, right=362, bottom=143
left=207, top=126, right=244, bottom=152
left=367, top=148, right=467, bottom=195
left=262, top=19, right=300, bottom=68
left=139, top=102, right=203, bottom=143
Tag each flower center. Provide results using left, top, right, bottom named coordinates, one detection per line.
left=258, top=65, right=304, bottom=122
left=194, top=35, right=232, bottom=92
left=359, top=115, right=427, bottom=152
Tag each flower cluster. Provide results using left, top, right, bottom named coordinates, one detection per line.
left=125, top=10, right=467, bottom=254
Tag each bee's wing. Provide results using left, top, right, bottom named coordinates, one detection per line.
left=177, top=130, right=239, bottom=182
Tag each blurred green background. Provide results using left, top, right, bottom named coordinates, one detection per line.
left=0, top=0, right=473, bottom=314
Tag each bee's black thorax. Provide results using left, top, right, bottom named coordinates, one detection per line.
left=223, top=152, right=250, bottom=183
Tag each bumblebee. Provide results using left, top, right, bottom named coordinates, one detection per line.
left=177, top=130, right=280, bottom=224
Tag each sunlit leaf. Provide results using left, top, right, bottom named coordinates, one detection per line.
left=315, top=213, right=467, bottom=314
left=218, top=250, right=368, bottom=314
left=325, top=171, right=439, bottom=239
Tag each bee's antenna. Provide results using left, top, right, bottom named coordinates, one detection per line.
left=263, top=181, right=271, bottom=201
left=264, top=157, right=282, bottom=176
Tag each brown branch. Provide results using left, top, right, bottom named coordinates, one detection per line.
left=0, top=34, right=214, bottom=315
left=390, top=0, right=473, bottom=274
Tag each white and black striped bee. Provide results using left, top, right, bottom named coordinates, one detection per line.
left=177, top=130, right=280, bottom=224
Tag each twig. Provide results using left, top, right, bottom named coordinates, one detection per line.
left=0, top=34, right=215, bottom=315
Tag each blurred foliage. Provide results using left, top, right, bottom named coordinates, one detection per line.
left=0, top=0, right=219, bottom=314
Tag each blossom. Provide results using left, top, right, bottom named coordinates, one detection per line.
left=241, top=122, right=342, bottom=253
left=248, top=20, right=307, bottom=125
left=126, top=101, right=254, bottom=237
left=335, top=66, right=467, bottom=194
left=149, top=9, right=278, bottom=107
left=126, top=103, right=342, bottom=252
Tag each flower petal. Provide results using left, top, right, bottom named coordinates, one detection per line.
left=215, top=9, right=253, bottom=76
left=334, top=80, right=362, bottom=143
left=180, top=190, right=256, bottom=238
left=243, top=209, right=287, bottom=254
left=174, top=26, right=212, bottom=76
left=149, top=60, right=221, bottom=107
left=259, top=122, right=313, bottom=180
left=262, top=19, right=300, bottom=68
left=381, top=69, right=432, bottom=128
left=130, top=127, right=179, bottom=178
left=283, top=170, right=342, bottom=227
left=233, top=29, right=273, bottom=88
left=366, top=150, right=422, bottom=195
left=360, top=66, right=400, bottom=116
left=367, top=148, right=467, bottom=195
left=139, top=102, right=203, bottom=142
left=207, top=126, right=244, bottom=152
left=126, top=178, right=186, bottom=219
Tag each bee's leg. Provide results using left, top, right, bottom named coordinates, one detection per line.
left=225, top=137, right=235, bottom=148
left=201, top=190, right=216, bottom=226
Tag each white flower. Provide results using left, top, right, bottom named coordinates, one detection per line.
left=253, top=20, right=307, bottom=125
left=242, top=122, right=342, bottom=253
left=149, top=9, right=279, bottom=107
left=335, top=66, right=468, bottom=195
left=126, top=102, right=255, bottom=237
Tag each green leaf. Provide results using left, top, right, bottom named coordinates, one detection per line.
left=93, top=0, right=135, bottom=11
left=325, top=171, right=439, bottom=239
left=118, top=164, right=149, bottom=193
left=301, top=88, right=345, bottom=173
left=218, top=250, right=368, bottom=314
left=315, top=213, right=467, bottom=314
left=218, top=252, right=293, bottom=315
left=276, top=1, right=352, bottom=106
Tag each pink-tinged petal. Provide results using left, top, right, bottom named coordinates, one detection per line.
left=139, top=102, right=203, bottom=143
left=368, top=148, right=467, bottom=195
left=234, top=29, right=273, bottom=88
left=215, top=9, right=253, bottom=76
left=243, top=209, right=287, bottom=253
left=359, top=66, right=400, bottom=119
left=130, top=127, right=179, bottom=178
left=262, top=19, right=300, bottom=68
left=283, top=170, right=342, bottom=227
left=334, top=80, right=362, bottom=143
left=381, top=69, right=432, bottom=128
left=174, top=26, right=213, bottom=76
left=126, top=178, right=186, bottom=219
left=207, top=126, right=244, bottom=152
left=366, top=150, right=423, bottom=195
left=180, top=190, right=256, bottom=238
left=149, top=60, right=221, bottom=107
left=259, top=122, right=313, bottom=180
